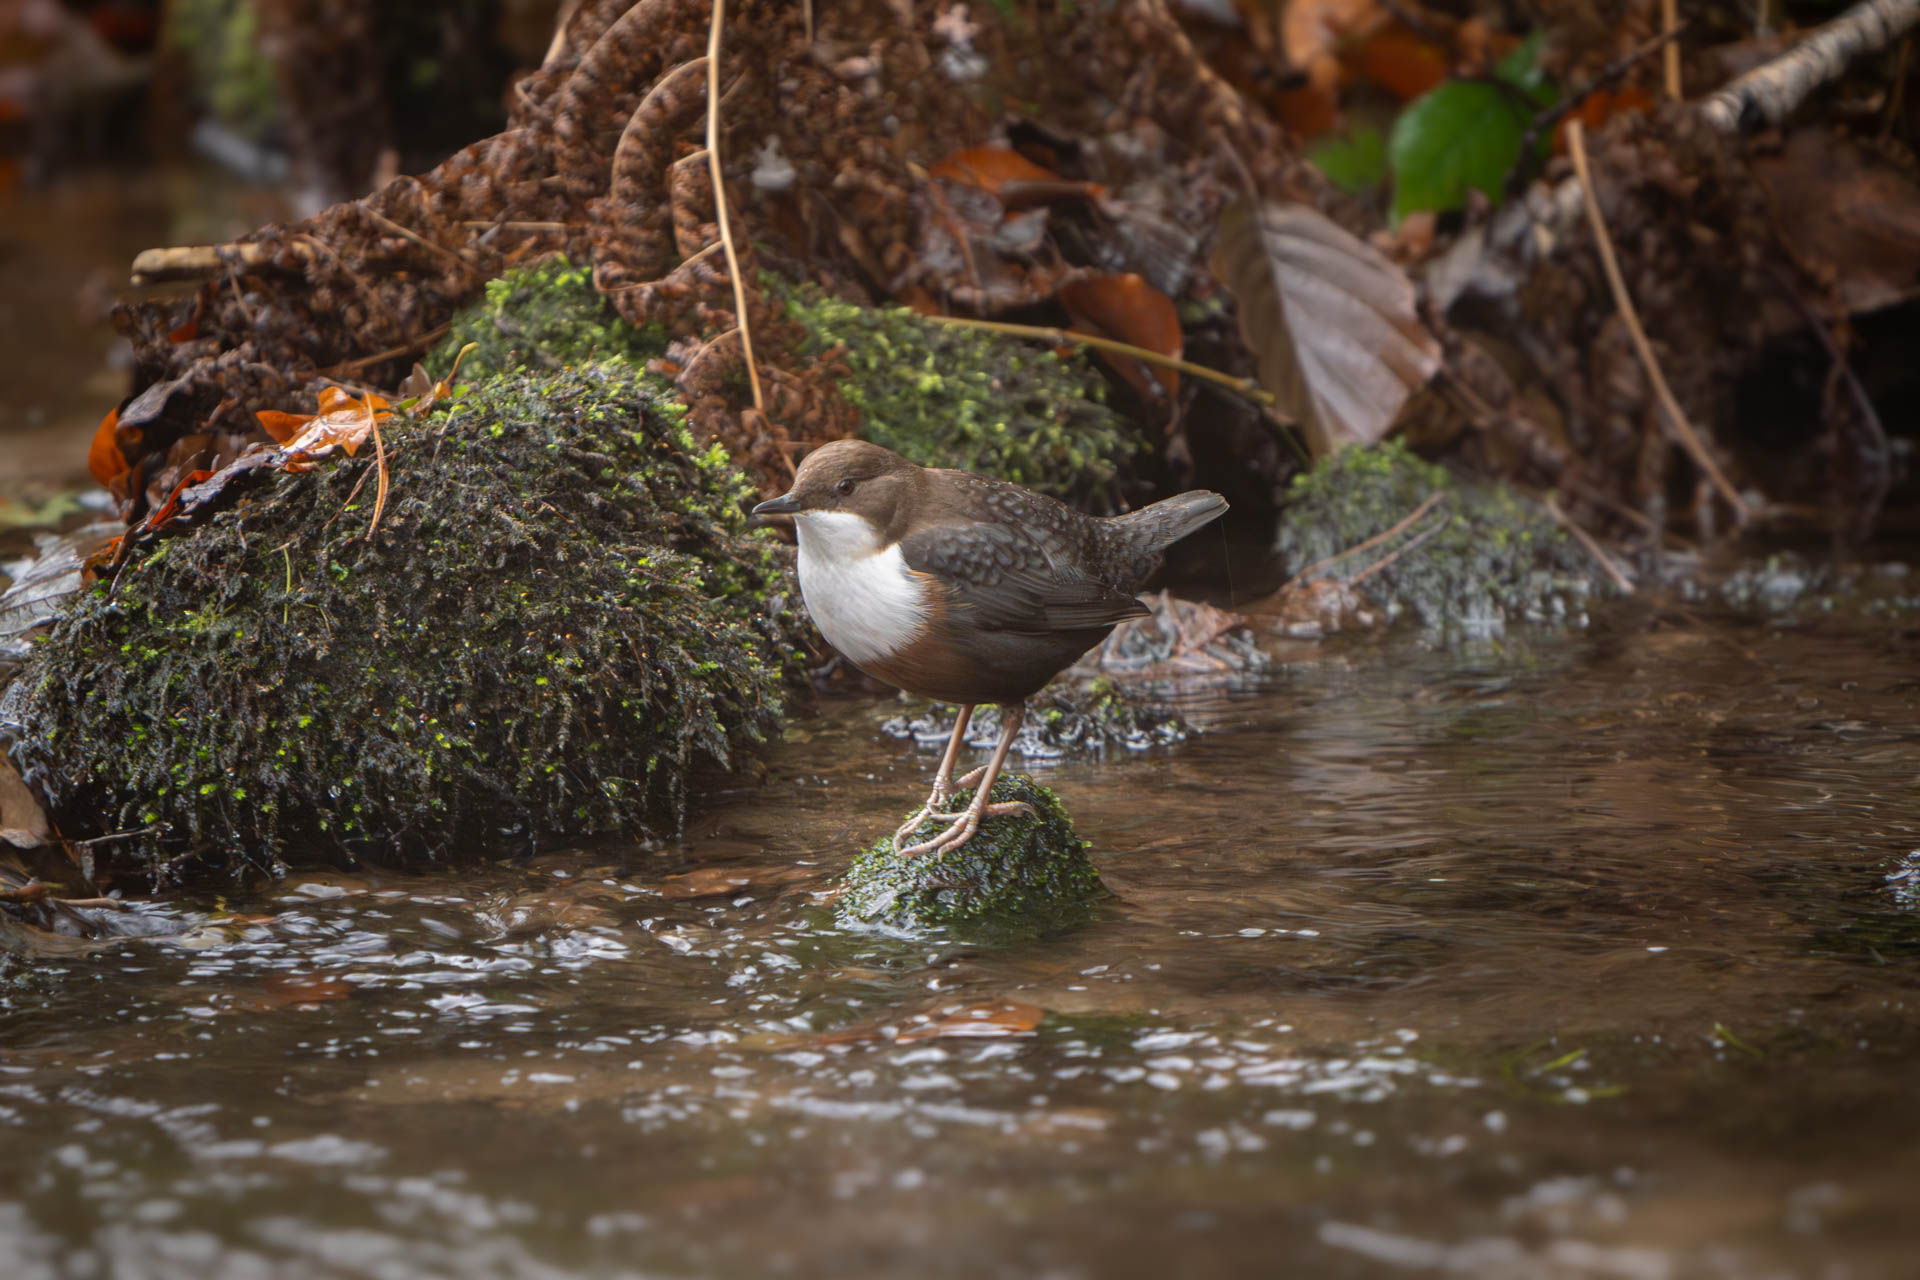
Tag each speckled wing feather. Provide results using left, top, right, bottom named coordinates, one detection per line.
left=897, top=516, right=1150, bottom=636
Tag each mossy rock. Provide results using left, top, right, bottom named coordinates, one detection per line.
left=434, top=256, right=666, bottom=380
left=5, top=361, right=804, bottom=883
left=1274, top=440, right=1614, bottom=633
left=784, top=289, right=1138, bottom=512
left=837, top=774, right=1104, bottom=932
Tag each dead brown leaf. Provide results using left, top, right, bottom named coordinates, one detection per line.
left=252, top=973, right=355, bottom=1009
left=894, top=1000, right=1045, bottom=1042
left=0, top=756, right=51, bottom=850
left=658, top=864, right=813, bottom=900
left=1212, top=198, right=1440, bottom=455
left=1752, top=128, right=1920, bottom=320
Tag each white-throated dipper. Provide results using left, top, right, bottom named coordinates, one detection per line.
left=752, top=440, right=1228, bottom=857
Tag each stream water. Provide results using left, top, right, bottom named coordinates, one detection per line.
left=3, top=593, right=1918, bottom=1279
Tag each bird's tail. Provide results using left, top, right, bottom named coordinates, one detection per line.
left=1110, top=490, right=1230, bottom=552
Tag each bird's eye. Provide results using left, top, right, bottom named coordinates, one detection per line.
left=835, top=478, right=857, bottom=497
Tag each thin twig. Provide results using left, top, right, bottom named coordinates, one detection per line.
left=359, top=206, right=483, bottom=284
left=1882, top=33, right=1912, bottom=140
left=604, top=241, right=726, bottom=293
left=1504, top=25, right=1686, bottom=197
left=1699, top=0, right=1920, bottom=131
left=129, top=240, right=309, bottom=286
left=1565, top=119, right=1750, bottom=524
left=706, top=0, right=765, bottom=414
left=69, top=825, right=160, bottom=849
left=1661, top=0, right=1682, bottom=99
left=1284, top=492, right=1447, bottom=592
left=1769, top=267, right=1891, bottom=542
left=921, top=314, right=1279, bottom=409
left=1375, top=0, right=1448, bottom=47
left=678, top=325, right=741, bottom=385
left=365, top=392, right=391, bottom=537
left=317, top=322, right=453, bottom=377
left=1545, top=495, right=1637, bottom=594
left=459, top=220, right=578, bottom=232
left=1346, top=515, right=1448, bottom=587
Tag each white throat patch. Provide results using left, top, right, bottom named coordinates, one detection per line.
left=793, top=510, right=929, bottom=665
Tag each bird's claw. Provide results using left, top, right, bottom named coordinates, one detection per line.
left=893, top=801, right=1035, bottom=858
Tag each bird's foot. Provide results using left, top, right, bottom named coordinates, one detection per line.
left=890, top=767, right=990, bottom=850
left=890, top=802, right=935, bottom=853
left=894, top=802, right=1036, bottom=858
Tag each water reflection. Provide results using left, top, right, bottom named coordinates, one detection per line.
left=4, top=613, right=1920, bottom=1278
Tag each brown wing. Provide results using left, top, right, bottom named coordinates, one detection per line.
left=898, top=520, right=1149, bottom=636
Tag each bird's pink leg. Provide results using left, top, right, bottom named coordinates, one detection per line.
left=891, top=704, right=974, bottom=851
left=896, top=705, right=1033, bottom=858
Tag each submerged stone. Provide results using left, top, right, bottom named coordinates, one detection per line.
left=5, top=361, right=805, bottom=883
left=837, top=774, right=1104, bottom=932
left=882, top=682, right=1190, bottom=762
left=1273, top=440, right=1616, bottom=634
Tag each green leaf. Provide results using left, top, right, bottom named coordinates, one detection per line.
left=1309, top=127, right=1388, bottom=197
left=1386, top=31, right=1556, bottom=223
left=1496, top=30, right=1550, bottom=94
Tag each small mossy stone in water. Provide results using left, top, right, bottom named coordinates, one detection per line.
left=837, top=774, right=1104, bottom=931
left=1273, top=440, right=1617, bottom=634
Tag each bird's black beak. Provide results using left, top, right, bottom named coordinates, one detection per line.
left=751, top=492, right=801, bottom=518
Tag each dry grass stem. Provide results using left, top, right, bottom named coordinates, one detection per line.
left=707, top=0, right=764, bottom=414
left=1545, top=495, right=1637, bottom=594
left=921, top=314, right=1279, bottom=409
left=1565, top=119, right=1749, bottom=524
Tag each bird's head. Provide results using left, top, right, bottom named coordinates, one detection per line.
left=751, top=439, right=921, bottom=543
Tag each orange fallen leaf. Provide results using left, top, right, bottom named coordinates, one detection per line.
left=659, top=865, right=813, bottom=899
left=138, top=467, right=217, bottom=535
left=254, top=410, right=313, bottom=445
left=930, top=145, right=1063, bottom=194
left=1059, top=273, right=1184, bottom=403
left=660, top=867, right=755, bottom=899
left=929, top=145, right=1104, bottom=208
left=257, top=387, right=392, bottom=459
left=258, top=973, right=353, bottom=1004
left=87, top=407, right=127, bottom=491
left=1274, top=82, right=1341, bottom=140
left=239, top=972, right=354, bottom=1012
left=1281, top=0, right=1385, bottom=69
left=748, top=999, right=1047, bottom=1052
left=1352, top=21, right=1449, bottom=100
left=893, top=1000, right=1045, bottom=1042
left=1555, top=86, right=1653, bottom=150
left=168, top=289, right=208, bottom=343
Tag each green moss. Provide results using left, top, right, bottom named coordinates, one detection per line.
left=166, top=0, right=278, bottom=137
left=435, top=256, right=668, bottom=379
left=784, top=289, right=1138, bottom=511
left=8, top=362, right=805, bottom=883
left=1274, top=441, right=1614, bottom=633
left=838, top=774, right=1104, bottom=931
